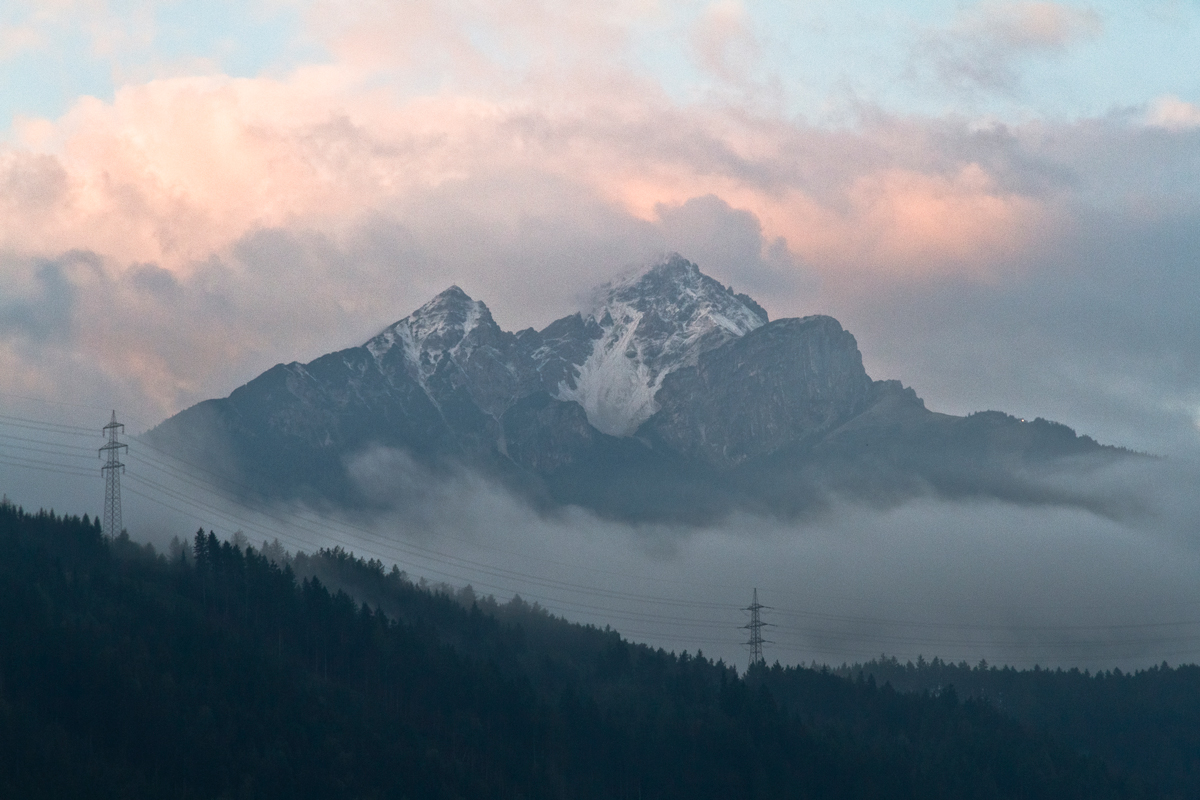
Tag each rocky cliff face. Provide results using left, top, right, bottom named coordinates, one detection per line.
left=643, top=316, right=874, bottom=466
left=146, top=255, right=1127, bottom=521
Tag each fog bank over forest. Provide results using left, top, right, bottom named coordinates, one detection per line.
left=4, top=402, right=1197, bottom=673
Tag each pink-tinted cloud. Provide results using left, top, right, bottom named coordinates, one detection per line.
left=1, top=65, right=1058, bottom=285
left=690, top=1, right=759, bottom=84
left=974, top=1, right=1102, bottom=50
left=0, top=0, right=158, bottom=61
left=1147, top=95, right=1200, bottom=131
left=0, top=24, right=43, bottom=59
left=304, top=0, right=660, bottom=81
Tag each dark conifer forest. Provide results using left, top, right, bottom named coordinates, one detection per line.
left=2, top=499, right=1197, bottom=798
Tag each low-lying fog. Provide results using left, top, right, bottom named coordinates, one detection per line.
left=5, top=406, right=1200, bottom=673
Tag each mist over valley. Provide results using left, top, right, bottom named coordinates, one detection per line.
left=2, top=257, right=1193, bottom=675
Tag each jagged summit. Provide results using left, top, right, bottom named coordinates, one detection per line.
left=366, top=285, right=495, bottom=361
left=363, top=284, right=512, bottom=401
left=584, top=255, right=766, bottom=327
left=359, top=256, right=772, bottom=437
left=355, top=284, right=536, bottom=422
left=560, top=255, right=769, bottom=436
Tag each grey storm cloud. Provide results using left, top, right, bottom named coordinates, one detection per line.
left=827, top=191, right=1200, bottom=458
left=0, top=255, right=81, bottom=344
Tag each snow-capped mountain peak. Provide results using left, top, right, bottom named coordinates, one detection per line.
left=556, top=255, right=768, bottom=436
left=589, top=256, right=765, bottom=330
left=365, top=285, right=502, bottom=390
left=358, top=258, right=769, bottom=435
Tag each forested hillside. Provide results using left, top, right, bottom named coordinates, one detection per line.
left=835, top=656, right=1200, bottom=798
left=0, top=499, right=1154, bottom=798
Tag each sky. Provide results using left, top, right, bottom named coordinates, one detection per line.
left=1, top=0, right=1200, bottom=668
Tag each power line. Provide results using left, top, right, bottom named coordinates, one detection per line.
left=0, top=412, right=96, bottom=434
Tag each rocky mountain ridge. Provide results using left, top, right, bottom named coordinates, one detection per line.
left=147, top=255, right=1127, bottom=522
left=356, top=256, right=770, bottom=437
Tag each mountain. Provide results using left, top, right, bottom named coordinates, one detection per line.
left=146, top=255, right=1129, bottom=522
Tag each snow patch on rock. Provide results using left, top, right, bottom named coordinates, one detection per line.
left=556, top=255, right=767, bottom=436
left=556, top=311, right=661, bottom=437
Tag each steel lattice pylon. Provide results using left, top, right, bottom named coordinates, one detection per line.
left=742, top=588, right=772, bottom=669
left=100, top=410, right=127, bottom=537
